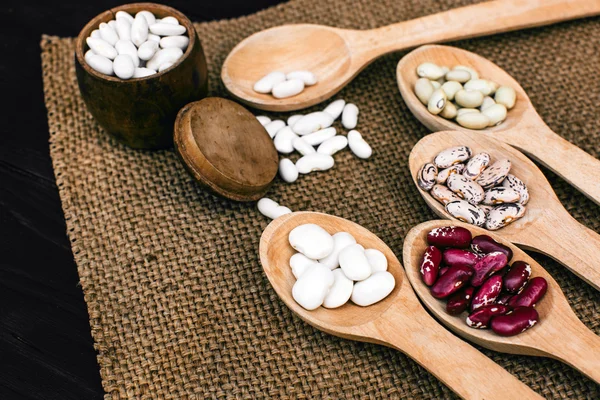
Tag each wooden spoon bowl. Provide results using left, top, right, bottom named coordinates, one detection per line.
left=259, top=211, right=541, bottom=399
left=397, top=44, right=600, bottom=206
left=403, top=219, right=600, bottom=383
left=75, top=2, right=209, bottom=149
left=408, top=130, right=600, bottom=291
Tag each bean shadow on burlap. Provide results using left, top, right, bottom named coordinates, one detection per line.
left=41, top=0, right=599, bottom=398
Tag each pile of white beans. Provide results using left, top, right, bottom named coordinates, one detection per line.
left=413, top=62, right=517, bottom=129
left=84, top=10, right=189, bottom=79
left=253, top=71, right=317, bottom=99
left=288, top=223, right=396, bottom=310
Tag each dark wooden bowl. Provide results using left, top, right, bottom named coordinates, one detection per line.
left=75, top=3, right=208, bottom=149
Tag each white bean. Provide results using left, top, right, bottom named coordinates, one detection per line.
left=445, top=69, right=471, bottom=83
left=427, top=88, right=447, bottom=114
left=339, top=244, right=371, bottom=281
left=323, top=269, right=354, bottom=309
left=495, top=86, right=516, bottom=109
left=481, top=103, right=507, bottom=126
left=113, top=54, right=135, bottom=79
left=317, top=135, right=348, bottom=155
left=160, top=35, right=189, bottom=50
left=158, top=62, right=174, bottom=72
left=99, top=22, right=119, bottom=46
left=86, top=54, right=113, bottom=75
left=160, top=16, right=179, bottom=25
left=256, top=116, right=271, bottom=126
left=455, top=89, right=484, bottom=108
left=323, top=99, right=345, bottom=120
left=279, top=158, right=298, bottom=183
left=431, top=81, right=441, bottom=90
left=439, top=101, right=457, bottom=119
left=292, top=137, right=316, bottom=156
left=84, top=49, right=95, bottom=64
left=292, top=112, right=334, bottom=135
left=257, top=197, right=291, bottom=220
left=133, top=67, right=156, bottom=78
left=273, top=127, right=298, bottom=154
left=147, top=34, right=161, bottom=43
left=456, top=108, right=480, bottom=117
left=319, top=232, right=356, bottom=270
left=286, top=70, right=317, bottom=86
left=136, top=11, right=156, bottom=26
left=454, top=65, right=479, bottom=80
left=90, top=29, right=101, bottom=39
left=415, top=78, right=435, bottom=105
left=272, top=79, right=305, bottom=99
left=292, top=264, right=334, bottom=310
left=287, top=114, right=302, bottom=126
left=302, top=127, right=336, bottom=146
left=149, top=23, right=186, bottom=36
left=264, top=120, right=285, bottom=139
left=115, top=40, right=140, bottom=67
left=146, top=47, right=183, bottom=71
left=480, top=96, right=496, bottom=111
left=289, top=224, right=334, bottom=259
left=290, top=253, right=317, bottom=279
left=441, top=81, right=462, bottom=100
left=115, top=18, right=131, bottom=41
left=253, top=71, right=286, bottom=94
left=341, top=103, right=359, bottom=129
left=137, top=40, right=159, bottom=61
left=347, top=130, right=372, bottom=159
left=131, top=14, right=149, bottom=47
left=464, top=79, right=493, bottom=96
left=351, top=271, right=395, bottom=306
left=296, top=154, right=334, bottom=174
left=115, top=11, right=134, bottom=24
left=86, top=37, right=117, bottom=60
left=456, top=112, right=490, bottom=130
left=417, top=62, right=445, bottom=80
left=365, top=249, right=387, bottom=272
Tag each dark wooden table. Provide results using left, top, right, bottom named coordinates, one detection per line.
left=0, top=1, right=283, bottom=398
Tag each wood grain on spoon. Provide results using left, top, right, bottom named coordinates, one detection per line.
left=397, top=44, right=600, bottom=206
left=408, top=130, right=600, bottom=291
left=403, top=220, right=600, bottom=383
left=259, top=212, right=542, bottom=400
left=221, top=0, right=600, bottom=111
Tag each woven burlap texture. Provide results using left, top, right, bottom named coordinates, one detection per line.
left=42, top=0, right=599, bottom=398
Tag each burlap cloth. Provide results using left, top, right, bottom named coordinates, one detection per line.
left=41, top=0, right=599, bottom=398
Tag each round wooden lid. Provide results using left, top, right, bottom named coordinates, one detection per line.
left=174, top=97, right=278, bottom=201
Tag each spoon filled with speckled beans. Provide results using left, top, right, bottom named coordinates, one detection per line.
left=408, top=130, right=600, bottom=292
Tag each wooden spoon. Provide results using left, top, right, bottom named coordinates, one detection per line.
left=408, top=130, right=600, bottom=291
left=403, top=219, right=600, bottom=383
left=397, top=44, right=600, bottom=206
left=221, top=0, right=599, bottom=112
left=259, top=211, right=542, bottom=399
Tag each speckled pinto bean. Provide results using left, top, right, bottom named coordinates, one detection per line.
left=420, top=245, right=442, bottom=286
left=442, top=248, right=480, bottom=268
left=467, top=304, right=511, bottom=329
left=491, top=306, right=539, bottom=336
left=446, top=286, right=475, bottom=315
left=427, top=226, right=472, bottom=248
left=430, top=265, right=473, bottom=298
left=471, top=251, right=508, bottom=286
left=470, top=235, right=513, bottom=261
left=508, top=277, right=547, bottom=307
left=496, top=292, right=514, bottom=305
left=471, top=275, right=503, bottom=311
left=503, top=261, right=532, bottom=293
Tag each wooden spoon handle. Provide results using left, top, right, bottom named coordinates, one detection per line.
left=518, top=208, right=600, bottom=291
left=503, top=123, right=600, bottom=207
left=350, top=0, right=600, bottom=59
left=377, top=297, right=542, bottom=399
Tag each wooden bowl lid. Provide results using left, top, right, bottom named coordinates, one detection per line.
left=174, top=97, right=278, bottom=201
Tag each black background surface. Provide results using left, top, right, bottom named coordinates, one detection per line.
left=0, top=1, right=284, bottom=398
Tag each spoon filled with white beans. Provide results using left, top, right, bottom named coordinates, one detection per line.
left=397, top=44, right=600, bottom=207
left=259, top=211, right=542, bottom=400
left=409, top=130, right=600, bottom=291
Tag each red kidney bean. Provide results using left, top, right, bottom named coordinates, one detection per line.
left=419, top=245, right=443, bottom=286
left=491, top=306, right=539, bottom=336
left=446, top=286, right=475, bottom=315
left=442, top=249, right=480, bottom=268
left=471, top=275, right=503, bottom=311
left=427, top=226, right=472, bottom=248
left=508, top=277, right=547, bottom=307
left=471, top=235, right=513, bottom=261
left=496, top=292, right=514, bottom=305
left=431, top=265, right=473, bottom=299
left=439, top=266, right=449, bottom=277
left=466, top=304, right=511, bottom=329
left=471, top=252, right=508, bottom=287
left=503, top=261, right=532, bottom=293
